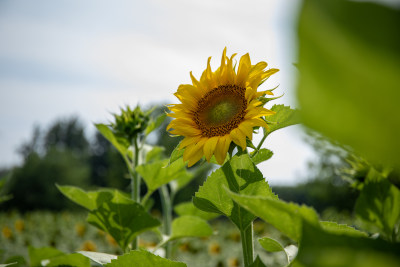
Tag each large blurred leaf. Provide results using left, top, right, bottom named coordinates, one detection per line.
left=193, top=154, right=276, bottom=229
left=226, top=191, right=319, bottom=242
left=297, top=0, right=400, bottom=166
left=29, top=247, right=63, bottom=267
left=29, top=247, right=90, bottom=267
left=320, top=221, right=367, bottom=238
left=293, top=222, right=400, bottom=267
left=174, top=201, right=219, bottom=221
left=105, top=250, right=186, bottom=267
left=355, top=168, right=400, bottom=241
left=87, top=191, right=160, bottom=251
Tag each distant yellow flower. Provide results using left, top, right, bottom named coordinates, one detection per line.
left=14, top=219, right=25, bottom=233
left=81, top=240, right=97, bottom=251
left=167, top=48, right=278, bottom=166
left=75, top=223, right=86, bottom=237
left=2, top=226, right=13, bottom=239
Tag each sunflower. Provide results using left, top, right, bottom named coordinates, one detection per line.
left=167, top=48, right=279, bottom=167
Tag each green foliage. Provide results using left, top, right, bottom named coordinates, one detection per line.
left=7, top=150, right=90, bottom=211
left=174, top=201, right=219, bottom=221
left=227, top=191, right=319, bottom=242
left=193, top=154, right=276, bottom=229
left=29, top=246, right=90, bottom=267
left=145, top=113, right=167, bottom=136
left=136, top=158, right=192, bottom=198
left=294, top=222, right=400, bottom=267
left=249, top=256, right=267, bottom=267
left=250, top=149, right=273, bottom=165
left=265, top=105, right=300, bottom=135
left=258, top=237, right=285, bottom=253
left=169, top=215, right=213, bottom=241
left=297, top=0, right=400, bottom=166
left=355, top=168, right=400, bottom=241
left=58, top=186, right=160, bottom=251
left=105, top=250, right=187, bottom=267
left=87, top=191, right=160, bottom=251
left=95, top=123, right=130, bottom=163
left=320, top=221, right=367, bottom=238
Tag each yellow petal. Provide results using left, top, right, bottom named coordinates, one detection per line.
left=169, top=127, right=201, bottom=137
left=230, top=128, right=246, bottom=150
left=245, top=107, right=275, bottom=119
left=236, top=53, right=251, bottom=87
left=187, top=147, right=204, bottom=167
left=180, top=135, right=202, bottom=149
left=203, top=136, right=219, bottom=162
left=238, top=122, right=254, bottom=140
left=183, top=138, right=207, bottom=162
left=214, top=135, right=229, bottom=165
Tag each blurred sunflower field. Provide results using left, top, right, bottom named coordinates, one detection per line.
left=1, top=0, right=400, bottom=266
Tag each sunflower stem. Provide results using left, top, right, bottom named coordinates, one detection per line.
left=240, top=222, right=254, bottom=267
left=130, top=137, right=141, bottom=250
left=160, top=184, right=172, bottom=258
left=251, top=131, right=268, bottom=158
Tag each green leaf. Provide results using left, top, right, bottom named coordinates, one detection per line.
left=57, top=185, right=122, bottom=211
left=136, top=159, right=189, bottom=194
left=45, top=253, right=90, bottom=267
left=169, top=171, right=195, bottom=194
left=169, top=215, right=213, bottom=241
left=168, top=143, right=185, bottom=166
left=87, top=190, right=160, bottom=251
left=28, top=247, right=64, bottom=267
left=320, top=221, right=367, bottom=238
left=78, top=251, right=117, bottom=265
left=297, top=0, right=400, bottom=166
left=249, top=256, right=267, bottom=267
left=295, top=222, right=400, bottom=267
left=258, top=237, right=285, bottom=252
left=226, top=191, right=319, bottom=242
left=174, top=201, right=219, bottom=221
left=193, top=154, right=276, bottom=230
left=145, top=113, right=167, bottom=135
left=95, top=124, right=129, bottom=159
left=0, top=264, right=19, bottom=267
left=57, top=185, right=96, bottom=210
left=28, top=247, right=90, bottom=267
left=145, top=146, right=165, bottom=163
left=355, top=168, right=400, bottom=240
left=105, top=250, right=186, bottom=267
left=265, top=104, right=300, bottom=135
left=251, top=149, right=273, bottom=165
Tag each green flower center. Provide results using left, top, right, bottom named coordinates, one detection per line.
left=194, top=84, right=247, bottom=137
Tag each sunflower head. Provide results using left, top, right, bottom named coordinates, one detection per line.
left=167, top=48, right=279, bottom=167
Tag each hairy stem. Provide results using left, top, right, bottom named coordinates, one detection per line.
left=130, top=137, right=141, bottom=250
left=160, top=185, right=172, bottom=258
left=240, top=223, right=254, bottom=267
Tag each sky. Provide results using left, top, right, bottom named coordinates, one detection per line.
left=0, top=0, right=317, bottom=185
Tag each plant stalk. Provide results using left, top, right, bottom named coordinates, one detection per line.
left=160, top=185, right=172, bottom=258
left=240, top=222, right=254, bottom=267
left=130, top=137, right=141, bottom=250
